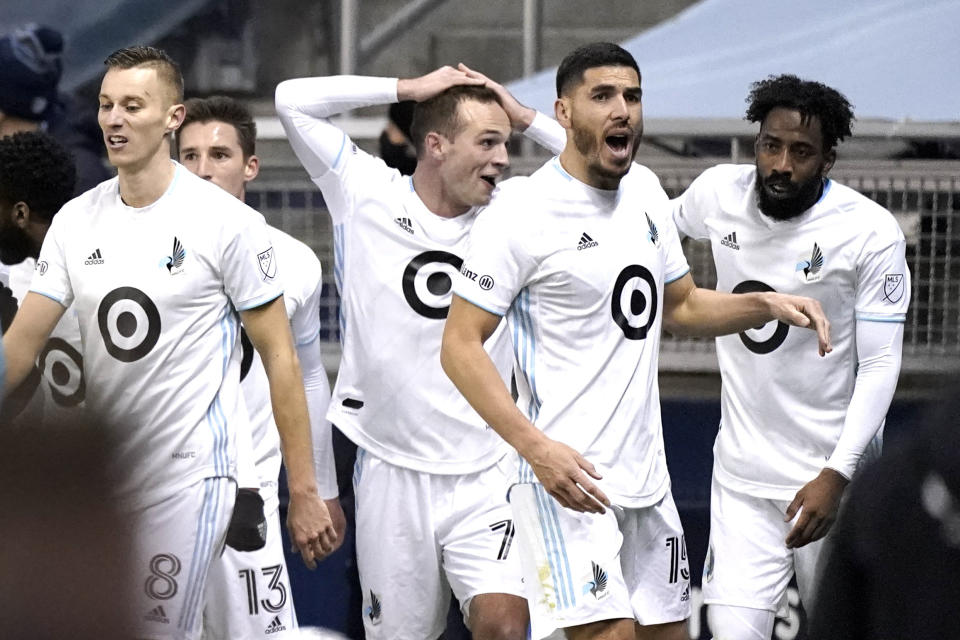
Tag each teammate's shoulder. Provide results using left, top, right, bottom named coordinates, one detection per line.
left=269, top=226, right=321, bottom=267
left=55, top=175, right=120, bottom=219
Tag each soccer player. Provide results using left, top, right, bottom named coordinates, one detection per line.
left=275, top=66, right=565, bottom=639
left=177, top=95, right=346, bottom=639
left=440, top=43, right=831, bottom=640
left=669, top=75, right=909, bottom=639
left=1, top=46, right=335, bottom=640
left=0, top=130, right=79, bottom=422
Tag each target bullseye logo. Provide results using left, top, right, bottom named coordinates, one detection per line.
left=38, top=337, right=85, bottom=406
left=732, top=280, right=789, bottom=354
left=402, top=250, right=463, bottom=319
left=97, top=286, right=162, bottom=362
left=611, top=264, right=658, bottom=340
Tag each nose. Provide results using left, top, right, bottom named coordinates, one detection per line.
left=196, top=154, right=213, bottom=178
left=103, top=105, right=123, bottom=127
left=493, top=142, right=509, bottom=169
left=610, top=95, right=629, bottom=121
left=772, top=148, right=792, bottom=175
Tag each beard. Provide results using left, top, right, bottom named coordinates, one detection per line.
left=754, top=168, right=825, bottom=221
left=571, top=118, right=635, bottom=188
left=0, top=223, right=35, bottom=265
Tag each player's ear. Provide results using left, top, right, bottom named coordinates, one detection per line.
left=424, top=131, right=445, bottom=160
left=243, top=154, right=260, bottom=183
left=166, top=103, right=186, bottom=133
left=821, top=148, right=836, bottom=176
left=11, top=201, right=31, bottom=228
left=555, top=97, right=572, bottom=128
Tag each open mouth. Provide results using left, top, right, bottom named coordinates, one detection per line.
left=604, top=131, right=633, bottom=161
left=480, top=175, right=497, bottom=188
left=107, top=135, right=128, bottom=149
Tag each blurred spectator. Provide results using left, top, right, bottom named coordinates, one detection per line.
left=378, top=100, right=417, bottom=175
left=0, top=23, right=111, bottom=193
left=808, top=382, right=960, bottom=639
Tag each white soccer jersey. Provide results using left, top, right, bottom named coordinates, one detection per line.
left=31, top=162, right=282, bottom=509
left=7, top=257, right=86, bottom=422
left=276, top=76, right=564, bottom=474
left=238, top=225, right=334, bottom=507
left=454, top=158, right=690, bottom=507
left=671, top=164, right=910, bottom=499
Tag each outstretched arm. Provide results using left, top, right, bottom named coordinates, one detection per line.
left=240, top=296, right=336, bottom=568
left=2, top=292, right=64, bottom=393
left=441, top=295, right=609, bottom=514
left=663, top=272, right=832, bottom=356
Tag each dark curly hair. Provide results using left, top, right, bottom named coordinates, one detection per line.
left=746, top=74, right=854, bottom=151
left=0, top=131, right=77, bottom=221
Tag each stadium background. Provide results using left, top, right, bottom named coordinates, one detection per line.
left=4, top=1, right=958, bottom=637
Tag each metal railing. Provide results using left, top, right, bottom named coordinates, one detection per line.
left=247, top=159, right=960, bottom=372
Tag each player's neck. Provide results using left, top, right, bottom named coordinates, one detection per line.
left=558, top=148, right=622, bottom=191
left=410, top=169, right=471, bottom=219
left=117, top=153, right=176, bottom=208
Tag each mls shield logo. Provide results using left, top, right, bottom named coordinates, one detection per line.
left=884, top=273, right=904, bottom=303
left=258, top=247, right=277, bottom=280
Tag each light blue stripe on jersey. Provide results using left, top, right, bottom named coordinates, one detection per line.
left=817, top=178, right=833, bottom=203
left=331, top=132, right=348, bottom=170
left=179, top=478, right=225, bottom=633
left=28, top=289, right=65, bottom=305
left=352, top=447, right=366, bottom=491
left=857, top=313, right=906, bottom=323
left=510, top=288, right=542, bottom=484
left=534, top=484, right=576, bottom=610
left=333, top=223, right=346, bottom=342
left=665, top=267, right=690, bottom=284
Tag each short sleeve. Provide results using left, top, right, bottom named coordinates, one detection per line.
left=670, top=170, right=713, bottom=241
left=453, top=189, right=538, bottom=316
left=222, top=214, right=284, bottom=311
left=855, top=225, right=910, bottom=323
left=30, top=214, right=73, bottom=307
left=660, top=212, right=691, bottom=284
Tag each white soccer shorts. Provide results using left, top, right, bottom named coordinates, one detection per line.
left=352, top=449, right=524, bottom=640
left=702, top=479, right=827, bottom=614
left=131, top=477, right=235, bottom=640
left=202, top=495, right=298, bottom=639
left=510, top=483, right=691, bottom=640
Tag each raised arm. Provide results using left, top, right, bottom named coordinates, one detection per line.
left=663, top=272, right=833, bottom=356
left=457, top=63, right=566, bottom=155
left=275, top=68, right=484, bottom=179
left=441, top=295, right=609, bottom=514
left=240, top=296, right=336, bottom=568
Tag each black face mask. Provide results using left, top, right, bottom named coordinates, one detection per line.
left=379, top=131, right=418, bottom=176
left=0, top=222, right=33, bottom=265
left=754, top=168, right=825, bottom=222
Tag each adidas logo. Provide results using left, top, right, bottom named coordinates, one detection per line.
left=577, top=232, right=598, bottom=251
left=84, top=248, right=105, bottom=265
left=394, top=217, right=414, bottom=234
left=144, top=605, right=170, bottom=624
left=265, top=615, right=286, bottom=634
left=720, top=232, right=740, bottom=250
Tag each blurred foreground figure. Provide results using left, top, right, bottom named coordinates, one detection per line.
left=807, top=385, right=960, bottom=640
left=0, top=420, right=134, bottom=638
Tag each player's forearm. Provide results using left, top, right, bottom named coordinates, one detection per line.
left=2, top=293, right=64, bottom=391
left=827, top=321, right=903, bottom=478
left=276, top=75, right=398, bottom=121
left=440, top=329, right=547, bottom=460
left=522, top=111, right=567, bottom=156
left=665, top=287, right=777, bottom=337
left=297, top=335, right=338, bottom=499
left=263, top=350, right=319, bottom=496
